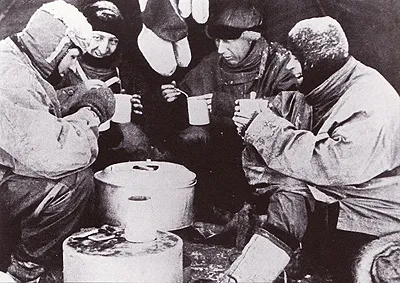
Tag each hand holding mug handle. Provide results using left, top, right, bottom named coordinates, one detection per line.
left=161, top=81, right=182, bottom=102
left=196, top=93, right=213, bottom=112
left=131, top=94, right=143, bottom=115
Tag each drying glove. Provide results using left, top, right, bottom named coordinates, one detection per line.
left=138, top=0, right=193, bottom=76
left=192, top=0, right=209, bottom=24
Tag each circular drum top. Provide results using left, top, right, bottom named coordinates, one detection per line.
left=64, top=228, right=182, bottom=257
left=94, top=161, right=196, bottom=189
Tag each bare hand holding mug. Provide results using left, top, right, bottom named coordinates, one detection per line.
left=161, top=80, right=182, bottom=102
left=131, top=94, right=143, bottom=115
left=233, top=99, right=270, bottom=136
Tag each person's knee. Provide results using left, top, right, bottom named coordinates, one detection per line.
left=269, top=190, right=313, bottom=214
left=73, top=168, right=95, bottom=196
left=57, top=168, right=95, bottom=208
left=266, top=190, right=311, bottom=241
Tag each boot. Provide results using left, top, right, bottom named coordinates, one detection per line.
left=219, top=228, right=293, bottom=283
left=0, top=271, right=40, bottom=283
left=6, top=255, right=43, bottom=283
left=0, top=271, right=14, bottom=282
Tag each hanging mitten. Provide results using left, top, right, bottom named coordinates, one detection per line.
left=173, top=36, right=191, bottom=67
left=138, top=0, right=189, bottom=75
left=137, top=0, right=148, bottom=12
left=141, top=0, right=187, bottom=42
left=191, top=0, right=209, bottom=24
left=178, top=0, right=192, bottom=18
left=138, top=23, right=177, bottom=76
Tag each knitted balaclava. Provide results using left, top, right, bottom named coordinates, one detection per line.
left=205, top=2, right=262, bottom=41
left=287, top=16, right=349, bottom=93
left=83, top=1, right=125, bottom=40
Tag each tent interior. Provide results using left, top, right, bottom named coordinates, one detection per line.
left=1, top=0, right=400, bottom=92
left=0, top=0, right=399, bottom=282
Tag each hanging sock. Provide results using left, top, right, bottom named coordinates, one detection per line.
left=138, top=23, right=177, bottom=76
left=191, top=0, right=209, bottom=24
left=173, top=36, right=192, bottom=67
left=219, top=228, right=293, bottom=283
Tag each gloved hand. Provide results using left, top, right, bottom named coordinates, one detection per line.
left=71, top=87, right=115, bottom=123
left=179, top=126, right=210, bottom=145
left=57, top=80, right=108, bottom=117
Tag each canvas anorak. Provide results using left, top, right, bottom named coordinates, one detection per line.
left=243, top=57, right=400, bottom=237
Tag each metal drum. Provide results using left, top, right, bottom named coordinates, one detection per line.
left=94, top=161, right=196, bottom=231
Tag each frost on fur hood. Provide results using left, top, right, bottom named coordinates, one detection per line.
left=16, top=0, right=92, bottom=78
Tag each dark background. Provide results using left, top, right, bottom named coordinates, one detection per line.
left=0, top=1, right=397, bottom=280
left=1, top=0, right=400, bottom=92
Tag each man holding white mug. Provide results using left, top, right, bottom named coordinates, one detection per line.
left=160, top=2, right=301, bottom=231
left=57, top=1, right=153, bottom=172
left=228, top=16, right=400, bottom=283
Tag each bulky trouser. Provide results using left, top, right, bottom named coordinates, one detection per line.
left=262, top=187, right=313, bottom=243
left=0, top=168, right=94, bottom=281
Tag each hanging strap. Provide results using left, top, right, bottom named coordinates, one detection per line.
left=105, top=76, right=120, bottom=87
left=32, top=182, right=65, bottom=218
left=255, top=47, right=269, bottom=81
left=115, top=66, right=123, bottom=91
left=76, top=61, right=89, bottom=82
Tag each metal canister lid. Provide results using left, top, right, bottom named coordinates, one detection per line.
left=94, top=161, right=197, bottom=189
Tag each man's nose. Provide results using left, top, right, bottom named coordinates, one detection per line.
left=286, top=59, right=299, bottom=70
left=97, top=40, right=109, bottom=54
left=217, top=41, right=227, bottom=54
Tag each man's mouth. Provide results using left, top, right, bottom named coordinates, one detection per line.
left=222, top=56, right=236, bottom=64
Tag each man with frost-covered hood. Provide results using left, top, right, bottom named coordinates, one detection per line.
left=226, top=16, right=400, bottom=283
left=0, top=1, right=115, bottom=282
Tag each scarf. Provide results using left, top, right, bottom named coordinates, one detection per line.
left=218, top=38, right=266, bottom=88
left=306, top=56, right=358, bottom=133
left=81, top=50, right=122, bottom=69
